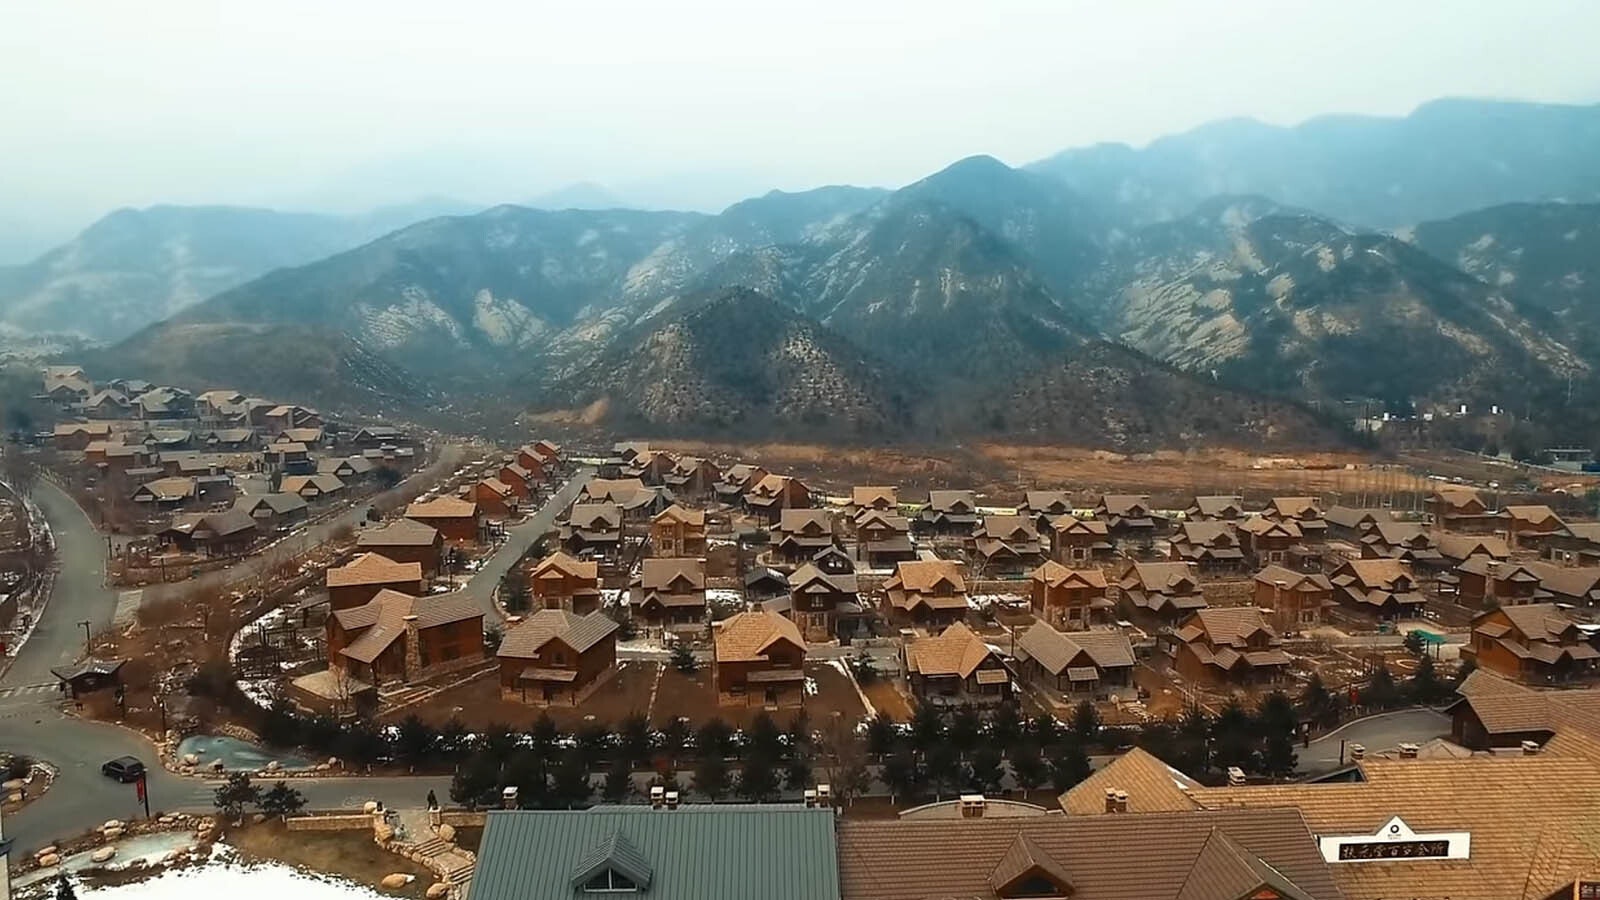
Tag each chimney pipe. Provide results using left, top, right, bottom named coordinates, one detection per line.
left=1398, top=742, right=1419, bottom=759
left=1522, top=740, right=1541, bottom=755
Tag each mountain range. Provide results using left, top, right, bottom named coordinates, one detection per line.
left=21, top=97, right=1600, bottom=447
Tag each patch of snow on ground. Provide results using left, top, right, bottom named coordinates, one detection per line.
left=804, top=677, right=818, bottom=696
left=36, top=844, right=386, bottom=900
left=706, top=589, right=742, bottom=605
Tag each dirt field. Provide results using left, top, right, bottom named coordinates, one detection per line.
left=228, top=820, right=435, bottom=898
left=390, top=659, right=867, bottom=731
left=861, top=679, right=914, bottom=722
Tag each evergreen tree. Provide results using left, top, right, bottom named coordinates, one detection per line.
left=394, top=714, right=438, bottom=767
left=882, top=749, right=922, bottom=803
left=1211, top=700, right=1257, bottom=774
left=56, top=876, right=77, bottom=900
left=1174, top=705, right=1212, bottom=776
left=259, top=780, right=307, bottom=819
left=671, top=644, right=698, bottom=674
left=1009, top=742, right=1047, bottom=795
left=865, top=713, right=897, bottom=760
left=550, top=750, right=593, bottom=808
left=696, top=718, right=734, bottom=759
left=1070, top=700, right=1102, bottom=745
left=1402, top=629, right=1426, bottom=658
left=602, top=754, right=633, bottom=804
left=692, top=754, right=729, bottom=802
left=746, top=712, right=784, bottom=761
left=923, top=743, right=964, bottom=798
left=968, top=745, right=1005, bottom=794
left=1048, top=740, right=1091, bottom=792
left=450, top=752, right=500, bottom=807
left=948, top=706, right=981, bottom=758
left=213, top=772, right=260, bottom=822
left=910, top=705, right=944, bottom=754
left=1256, top=692, right=1300, bottom=778
left=1365, top=663, right=1400, bottom=709
left=737, top=755, right=781, bottom=802
left=988, top=703, right=1023, bottom=750
left=1409, top=653, right=1447, bottom=705
left=1031, top=714, right=1062, bottom=749
left=1452, top=658, right=1478, bottom=691
left=660, top=717, right=691, bottom=765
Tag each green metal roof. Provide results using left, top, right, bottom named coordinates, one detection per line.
left=472, top=806, right=841, bottom=900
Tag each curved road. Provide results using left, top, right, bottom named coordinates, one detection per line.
left=0, top=464, right=586, bottom=856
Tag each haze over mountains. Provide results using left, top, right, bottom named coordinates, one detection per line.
left=16, top=98, right=1600, bottom=445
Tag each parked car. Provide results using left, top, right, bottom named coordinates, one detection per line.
left=101, top=756, right=145, bottom=782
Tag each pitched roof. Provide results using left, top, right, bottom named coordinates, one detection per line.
left=281, top=473, right=344, bottom=494
left=1022, top=490, right=1074, bottom=512
left=1049, top=514, right=1109, bottom=535
left=839, top=808, right=1338, bottom=900
left=1016, top=621, right=1135, bottom=674
left=1336, top=558, right=1413, bottom=588
left=568, top=503, right=623, bottom=530
left=1253, top=565, right=1332, bottom=591
left=472, top=807, right=839, bottom=900
left=530, top=550, right=599, bottom=581
left=326, top=552, right=422, bottom=589
left=406, top=496, right=478, bottom=519
left=134, top=476, right=195, bottom=501
left=634, top=558, right=706, bottom=591
left=1176, top=827, right=1318, bottom=900
left=975, top=514, right=1038, bottom=541
left=1266, top=496, right=1320, bottom=518
left=887, top=559, right=966, bottom=593
left=653, top=504, right=705, bottom=527
left=852, top=485, right=898, bottom=508
left=1058, top=746, right=1201, bottom=815
left=715, top=611, right=805, bottom=663
left=584, top=477, right=648, bottom=503
left=1125, top=562, right=1201, bottom=593
left=1438, top=533, right=1510, bottom=561
left=1098, top=494, right=1152, bottom=515
left=904, top=622, right=998, bottom=679
left=788, top=563, right=857, bottom=595
left=244, top=492, right=308, bottom=515
left=1527, top=561, right=1600, bottom=601
left=334, top=590, right=482, bottom=664
left=1323, top=505, right=1391, bottom=529
left=358, top=518, right=440, bottom=547
left=1174, top=520, right=1235, bottom=546
left=498, top=609, right=619, bottom=659
left=1491, top=602, right=1585, bottom=644
left=1183, top=607, right=1278, bottom=648
left=1189, top=495, right=1244, bottom=517
left=988, top=832, right=1075, bottom=897
left=1500, top=504, right=1566, bottom=526
left=1238, top=516, right=1302, bottom=538
left=1031, top=560, right=1109, bottom=590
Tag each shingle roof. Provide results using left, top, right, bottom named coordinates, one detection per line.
left=358, top=518, right=440, bottom=547
left=1324, top=505, right=1390, bottom=529
left=1174, top=520, right=1236, bottom=546
left=975, top=514, right=1038, bottom=541
left=1097, top=494, right=1152, bottom=515
left=326, top=552, right=422, bottom=589
left=1016, top=622, right=1135, bottom=674
left=472, top=807, right=839, bottom=900
left=852, top=486, right=898, bottom=508
left=1049, top=515, right=1109, bottom=535
left=1184, top=607, right=1278, bottom=648
left=1189, top=495, right=1244, bottom=518
left=653, top=504, right=705, bottom=527
left=887, top=559, right=966, bottom=593
left=568, top=503, right=623, bottom=530
left=988, top=832, right=1075, bottom=896
left=584, top=478, right=648, bottom=503
left=926, top=489, right=977, bottom=512
left=634, top=558, right=706, bottom=591
left=245, top=492, right=308, bottom=515
left=406, top=496, right=478, bottom=519
left=714, top=611, right=805, bottom=663
left=1022, top=490, right=1074, bottom=512
left=1437, top=533, right=1510, bottom=561
left=904, top=622, right=998, bottom=678
left=1031, top=560, right=1109, bottom=590
left=1176, top=827, right=1319, bottom=900
left=1239, top=516, right=1303, bottom=538
left=788, top=563, right=857, bottom=595
left=1253, top=565, right=1332, bottom=591
left=498, top=609, right=619, bottom=659
left=530, top=550, right=598, bottom=581
left=1058, top=746, right=1201, bottom=815
left=839, top=807, right=1337, bottom=900
left=1336, top=558, right=1413, bottom=588
left=335, top=590, right=482, bottom=664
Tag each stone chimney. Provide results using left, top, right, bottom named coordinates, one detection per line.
left=401, top=614, right=422, bottom=681
left=960, top=794, right=986, bottom=818
left=501, top=786, right=518, bottom=809
left=650, top=786, right=665, bottom=809
left=1227, top=767, right=1246, bottom=786
left=1104, top=789, right=1118, bottom=813
left=1398, top=742, right=1419, bottom=759
left=1350, top=743, right=1366, bottom=762
left=816, top=784, right=832, bottom=808
left=1522, top=740, right=1542, bottom=755
left=1113, top=790, right=1128, bottom=813
left=665, top=790, right=680, bottom=810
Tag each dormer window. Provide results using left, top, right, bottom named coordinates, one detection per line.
left=582, top=870, right=639, bottom=893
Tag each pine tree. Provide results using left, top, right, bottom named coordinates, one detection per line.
left=1409, top=654, right=1446, bottom=705
left=56, top=876, right=78, bottom=900
left=1048, top=740, right=1091, bottom=792
left=259, top=780, right=307, bottom=819
left=691, top=754, right=729, bottom=801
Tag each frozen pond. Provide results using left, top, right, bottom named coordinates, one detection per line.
left=175, top=735, right=312, bottom=771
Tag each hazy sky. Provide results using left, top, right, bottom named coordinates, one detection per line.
left=3, top=0, right=1599, bottom=259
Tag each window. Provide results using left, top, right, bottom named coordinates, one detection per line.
left=583, top=870, right=638, bottom=893
left=1004, top=875, right=1065, bottom=898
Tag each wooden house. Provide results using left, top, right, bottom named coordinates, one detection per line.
left=528, top=551, right=603, bottom=613
left=917, top=490, right=979, bottom=537
left=854, top=509, right=916, bottom=568
left=1426, top=486, right=1496, bottom=532
left=1029, top=561, right=1113, bottom=630
left=972, top=515, right=1044, bottom=575
left=883, top=559, right=970, bottom=629
left=471, top=478, right=518, bottom=518
left=496, top=462, right=536, bottom=500
left=560, top=503, right=623, bottom=559
left=356, top=519, right=443, bottom=576
left=326, top=590, right=484, bottom=685
left=772, top=508, right=836, bottom=564
left=1014, top=622, right=1135, bottom=699
left=1117, top=561, right=1207, bottom=627
left=1498, top=505, right=1568, bottom=549
left=1455, top=558, right=1546, bottom=607
left=714, top=611, right=807, bottom=706
left=1093, top=494, right=1166, bottom=546
left=1018, top=491, right=1075, bottom=530
left=1168, top=521, right=1245, bottom=572
left=849, top=486, right=900, bottom=518
left=744, top=474, right=812, bottom=523
left=662, top=456, right=721, bottom=497
left=1253, top=565, right=1333, bottom=635
left=1465, top=603, right=1600, bottom=684
left=160, top=507, right=258, bottom=556
left=326, top=552, right=425, bottom=611
left=786, top=563, right=864, bottom=642
left=1360, top=522, right=1443, bottom=567
left=1184, top=495, right=1245, bottom=522
left=1173, top=607, right=1291, bottom=686
left=1238, top=516, right=1310, bottom=568
left=1324, top=506, right=1392, bottom=540
left=405, top=496, right=481, bottom=544
left=1329, top=559, right=1426, bottom=619
left=497, top=609, right=619, bottom=705
left=650, top=504, right=707, bottom=558
left=903, top=622, right=1010, bottom=705
left=239, top=492, right=309, bottom=528
left=1047, top=515, right=1113, bottom=565
left=1437, top=533, right=1511, bottom=567
left=711, top=464, right=768, bottom=505
left=629, top=558, right=707, bottom=632
left=1262, top=496, right=1327, bottom=541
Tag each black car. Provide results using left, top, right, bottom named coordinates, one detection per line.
left=101, top=756, right=145, bottom=782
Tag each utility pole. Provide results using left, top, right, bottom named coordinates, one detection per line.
left=78, top=620, right=91, bottom=656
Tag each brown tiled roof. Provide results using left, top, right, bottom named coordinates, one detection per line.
left=568, top=503, right=623, bottom=530
left=476, top=477, right=514, bottom=498
left=497, top=609, right=617, bottom=659
left=1336, top=558, right=1413, bottom=589
left=634, top=557, right=706, bottom=591
left=1031, top=560, right=1109, bottom=590
left=974, top=514, right=1038, bottom=542
left=748, top=473, right=800, bottom=500
left=1190, top=744, right=1600, bottom=900
left=1178, top=828, right=1320, bottom=900
left=1189, top=495, right=1244, bottom=517
left=335, top=590, right=482, bottom=664
left=1267, top=496, right=1320, bottom=518
left=1022, top=490, right=1074, bottom=512
left=652, top=504, right=705, bottom=527
left=1059, top=747, right=1201, bottom=815
left=1528, top=561, right=1600, bottom=601
left=1323, top=505, right=1390, bottom=529
left=904, top=622, right=998, bottom=678
left=1049, top=515, right=1109, bottom=536
left=1366, top=520, right=1431, bottom=547
left=838, top=808, right=1339, bottom=900
left=358, top=518, right=439, bottom=548
left=1124, top=561, right=1199, bottom=592
left=777, top=508, right=832, bottom=536
left=282, top=473, right=344, bottom=495
left=326, top=552, right=422, bottom=588
left=1184, top=607, right=1278, bottom=648
left=1174, top=520, right=1235, bottom=546
left=1238, top=516, right=1302, bottom=538
left=854, top=509, right=910, bottom=533
left=1564, top=522, right=1600, bottom=544
left=135, top=476, right=196, bottom=502
left=1097, top=494, right=1151, bottom=515
left=530, top=550, right=598, bottom=581
left=714, top=611, right=805, bottom=663
left=926, top=489, right=977, bottom=513
left=1437, top=533, right=1510, bottom=561
left=887, top=559, right=966, bottom=593
left=406, top=497, right=478, bottom=519
left=1016, top=622, right=1135, bottom=675
left=852, top=486, right=898, bottom=508
left=1432, top=485, right=1486, bottom=510
left=583, top=478, right=647, bottom=503
left=1253, top=565, right=1332, bottom=591
left=1500, top=504, right=1566, bottom=527
left=788, top=563, right=857, bottom=595
left=1491, top=602, right=1587, bottom=644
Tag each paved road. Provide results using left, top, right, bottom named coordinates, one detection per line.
left=1295, top=708, right=1452, bottom=773
left=459, top=471, right=590, bottom=617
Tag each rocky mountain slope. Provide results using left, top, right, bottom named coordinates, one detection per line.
left=0, top=201, right=477, bottom=344
left=1030, top=98, right=1600, bottom=229
left=1079, top=198, right=1582, bottom=409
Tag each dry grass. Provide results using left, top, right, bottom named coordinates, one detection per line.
left=228, top=820, right=436, bottom=898
left=861, top=679, right=914, bottom=722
